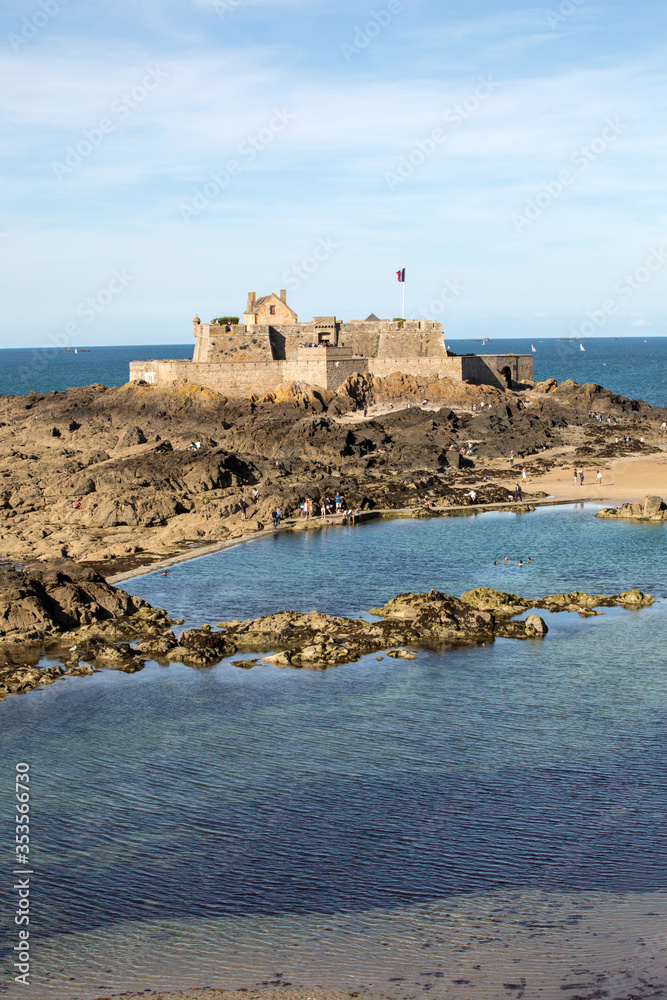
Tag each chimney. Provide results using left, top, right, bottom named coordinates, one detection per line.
left=247, top=291, right=256, bottom=312
left=280, top=289, right=287, bottom=303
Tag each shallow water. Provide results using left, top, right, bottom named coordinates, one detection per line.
left=1, top=505, right=666, bottom=998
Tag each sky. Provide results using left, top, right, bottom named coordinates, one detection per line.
left=1, top=0, right=666, bottom=347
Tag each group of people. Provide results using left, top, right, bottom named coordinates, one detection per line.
left=494, top=556, right=532, bottom=566
left=238, top=488, right=261, bottom=520
left=238, top=491, right=361, bottom=527
left=572, top=467, right=603, bottom=486
left=299, top=493, right=360, bottom=522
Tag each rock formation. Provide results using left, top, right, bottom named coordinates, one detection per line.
left=596, top=495, right=667, bottom=521
left=0, top=374, right=664, bottom=574
left=0, top=568, right=655, bottom=700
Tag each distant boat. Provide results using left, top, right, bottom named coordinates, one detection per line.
left=580, top=344, right=585, bottom=351
left=74, top=348, right=78, bottom=354
left=531, top=344, right=536, bottom=352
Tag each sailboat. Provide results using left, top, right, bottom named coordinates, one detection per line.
left=580, top=343, right=585, bottom=351
left=531, top=344, right=536, bottom=352
left=74, top=348, right=78, bottom=354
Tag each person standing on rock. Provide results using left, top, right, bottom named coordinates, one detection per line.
left=271, top=509, right=279, bottom=529
left=239, top=498, right=248, bottom=520
left=515, top=483, right=522, bottom=502
left=335, top=492, right=343, bottom=513
left=275, top=507, right=282, bottom=525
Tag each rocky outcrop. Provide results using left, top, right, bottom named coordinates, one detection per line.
left=596, top=495, right=667, bottom=521
left=0, top=572, right=656, bottom=698
left=460, top=586, right=654, bottom=617
left=0, top=561, right=151, bottom=641
left=0, top=374, right=665, bottom=574
left=213, top=588, right=549, bottom=670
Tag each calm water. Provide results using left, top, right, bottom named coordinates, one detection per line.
left=1, top=506, right=666, bottom=998
left=1, top=337, right=666, bottom=407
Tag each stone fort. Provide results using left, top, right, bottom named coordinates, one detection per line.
left=130, top=290, right=533, bottom=396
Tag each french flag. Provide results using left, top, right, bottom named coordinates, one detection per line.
left=396, top=268, right=405, bottom=282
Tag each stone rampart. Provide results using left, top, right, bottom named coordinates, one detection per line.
left=129, top=360, right=285, bottom=397
left=461, top=354, right=533, bottom=389
left=194, top=324, right=273, bottom=363
left=337, top=320, right=445, bottom=359
left=368, top=356, right=464, bottom=381
left=130, top=353, right=533, bottom=397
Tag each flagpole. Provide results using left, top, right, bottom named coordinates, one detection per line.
left=402, top=278, right=405, bottom=320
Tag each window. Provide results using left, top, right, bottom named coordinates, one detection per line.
left=270, top=305, right=276, bottom=315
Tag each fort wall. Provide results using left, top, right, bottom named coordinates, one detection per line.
left=130, top=352, right=533, bottom=397
left=368, top=356, right=464, bottom=381
left=460, top=354, right=533, bottom=389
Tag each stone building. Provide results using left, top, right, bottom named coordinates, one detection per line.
left=131, top=290, right=533, bottom=396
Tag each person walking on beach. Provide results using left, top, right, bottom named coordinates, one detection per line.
left=573, top=468, right=578, bottom=485
left=596, top=470, right=602, bottom=486
left=522, top=467, right=527, bottom=482
left=515, top=483, right=522, bottom=502
left=579, top=467, right=584, bottom=486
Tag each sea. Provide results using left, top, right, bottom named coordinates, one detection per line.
left=0, top=341, right=666, bottom=999
left=0, top=336, right=666, bottom=407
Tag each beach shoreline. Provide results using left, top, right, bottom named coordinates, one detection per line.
left=106, top=443, right=667, bottom=584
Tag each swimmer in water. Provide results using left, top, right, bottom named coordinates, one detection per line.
left=162, top=570, right=168, bottom=576
left=504, top=556, right=508, bottom=563
left=518, top=560, right=523, bottom=566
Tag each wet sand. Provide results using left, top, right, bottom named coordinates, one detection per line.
left=21, top=891, right=666, bottom=1000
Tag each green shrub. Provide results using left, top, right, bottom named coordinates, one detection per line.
left=212, top=316, right=240, bottom=325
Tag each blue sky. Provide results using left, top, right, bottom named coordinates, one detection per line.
left=1, top=0, right=666, bottom=347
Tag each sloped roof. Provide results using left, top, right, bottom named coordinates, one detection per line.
left=365, top=312, right=380, bottom=321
